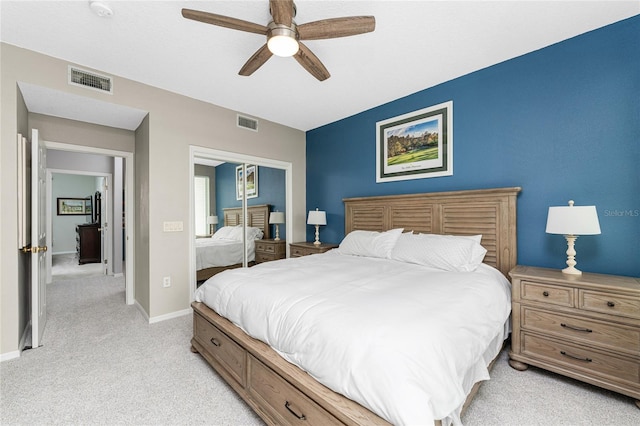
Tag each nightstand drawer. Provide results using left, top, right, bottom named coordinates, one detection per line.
left=290, top=246, right=309, bottom=257
left=522, top=307, right=640, bottom=355
left=580, top=290, right=640, bottom=320
left=522, top=333, right=640, bottom=385
left=256, top=252, right=280, bottom=263
left=256, top=241, right=275, bottom=253
left=521, top=281, right=574, bottom=307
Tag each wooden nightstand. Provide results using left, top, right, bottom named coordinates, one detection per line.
left=509, top=265, right=640, bottom=407
left=289, top=241, right=338, bottom=257
left=255, top=239, right=286, bottom=264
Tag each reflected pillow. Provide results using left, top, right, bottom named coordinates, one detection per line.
left=390, top=233, right=487, bottom=272
left=212, top=225, right=263, bottom=241
left=338, top=228, right=404, bottom=259
left=212, top=226, right=242, bottom=241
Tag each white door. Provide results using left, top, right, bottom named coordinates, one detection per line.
left=31, top=129, right=47, bottom=348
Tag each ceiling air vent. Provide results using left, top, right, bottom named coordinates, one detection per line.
left=68, top=66, right=113, bottom=94
left=237, top=114, right=258, bottom=132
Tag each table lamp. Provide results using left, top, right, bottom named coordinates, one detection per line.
left=269, top=211, right=285, bottom=241
left=207, top=215, right=218, bottom=235
left=307, top=208, right=327, bottom=246
left=545, top=200, right=601, bottom=275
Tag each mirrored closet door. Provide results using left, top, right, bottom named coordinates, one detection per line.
left=193, top=158, right=286, bottom=287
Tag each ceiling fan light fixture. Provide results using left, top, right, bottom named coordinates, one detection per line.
left=267, top=24, right=299, bottom=57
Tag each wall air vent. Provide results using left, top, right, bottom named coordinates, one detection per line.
left=68, top=66, right=113, bottom=94
left=237, top=114, right=258, bottom=132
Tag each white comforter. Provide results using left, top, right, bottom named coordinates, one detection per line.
left=195, top=238, right=256, bottom=270
left=195, top=251, right=511, bottom=425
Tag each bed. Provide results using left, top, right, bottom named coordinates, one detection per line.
left=196, top=204, right=271, bottom=282
left=191, top=187, right=521, bottom=425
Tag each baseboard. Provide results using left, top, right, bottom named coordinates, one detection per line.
left=113, top=272, right=124, bottom=278
left=0, top=350, right=21, bottom=362
left=149, top=308, right=192, bottom=324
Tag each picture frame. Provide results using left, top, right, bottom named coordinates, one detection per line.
left=376, top=100, right=453, bottom=183
left=236, top=164, right=258, bottom=200
left=57, top=197, right=91, bottom=216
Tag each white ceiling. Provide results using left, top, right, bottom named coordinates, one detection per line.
left=2, top=1, right=638, bottom=132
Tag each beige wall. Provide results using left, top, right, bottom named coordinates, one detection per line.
left=0, top=43, right=306, bottom=356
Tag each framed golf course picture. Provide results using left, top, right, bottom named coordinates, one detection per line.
left=376, top=101, right=453, bottom=183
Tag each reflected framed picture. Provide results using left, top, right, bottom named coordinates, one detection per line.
left=376, top=101, right=453, bottom=183
left=236, top=165, right=258, bottom=200
left=57, top=198, right=91, bottom=215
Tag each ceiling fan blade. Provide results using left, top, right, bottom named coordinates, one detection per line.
left=298, top=16, right=375, bottom=40
left=182, top=8, right=267, bottom=35
left=239, top=44, right=273, bottom=76
left=269, top=0, right=295, bottom=26
left=294, top=42, right=330, bottom=81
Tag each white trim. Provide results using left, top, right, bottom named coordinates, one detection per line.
left=189, top=146, right=293, bottom=303
left=44, top=141, right=135, bottom=305
left=0, top=350, right=21, bottom=362
left=148, top=308, right=192, bottom=324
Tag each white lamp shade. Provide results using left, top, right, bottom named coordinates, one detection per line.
left=546, top=203, right=600, bottom=235
left=207, top=215, right=219, bottom=225
left=269, top=211, right=285, bottom=224
left=307, top=209, right=327, bottom=226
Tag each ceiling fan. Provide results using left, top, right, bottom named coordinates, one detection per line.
left=181, top=0, right=375, bottom=81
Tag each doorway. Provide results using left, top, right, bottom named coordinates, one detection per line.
left=45, top=141, right=135, bottom=305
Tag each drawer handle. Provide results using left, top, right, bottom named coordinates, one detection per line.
left=560, top=351, right=592, bottom=363
left=210, top=337, right=221, bottom=347
left=607, top=301, right=615, bottom=308
left=284, top=401, right=306, bottom=420
left=542, top=291, right=549, bottom=297
left=560, top=323, right=592, bottom=333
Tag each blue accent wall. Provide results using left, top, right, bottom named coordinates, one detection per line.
left=215, top=163, right=286, bottom=239
left=306, top=16, right=640, bottom=277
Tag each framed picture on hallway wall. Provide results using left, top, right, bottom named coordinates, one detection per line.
left=57, top=197, right=91, bottom=215
left=236, top=165, right=258, bottom=200
left=376, top=101, right=453, bottom=183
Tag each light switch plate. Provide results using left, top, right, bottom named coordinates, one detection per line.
left=163, top=221, right=183, bottom=232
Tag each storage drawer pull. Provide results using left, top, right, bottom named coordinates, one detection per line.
left=542, top=291, right=549, bottom=297
left=560, top=323, right=593, bottom=333
left=285, top=401, right=306, bottom=420
left=607, top=301, right=615, bottom=307
left=560, top=351, right=592, bottom=363
left=210, top=337, right=221, bottom=347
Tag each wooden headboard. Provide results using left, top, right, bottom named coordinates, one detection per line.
left=223, top=204, right=271, bottom=240
left=344, top=187, right=521, bottom=278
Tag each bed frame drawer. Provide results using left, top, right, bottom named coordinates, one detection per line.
left=194, top=313, right=246, bottom=387
left=248, top=355, right=342, bottom=426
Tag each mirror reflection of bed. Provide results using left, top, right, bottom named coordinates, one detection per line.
left=195, top=204, right=271, bottom=284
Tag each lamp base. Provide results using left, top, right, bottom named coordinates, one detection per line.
left=562, top=234, right=582, bottom=275
left=274, top=224, right=280, bottom=241
left=562, top=266, right=582, bottom=275
left=313, top=224, right=321, bottom=246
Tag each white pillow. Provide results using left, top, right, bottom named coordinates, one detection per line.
left=338, top=228, right=404, bottom=259
left=390, top=233, right=487, bottom=272
left=211, top=226, right=242, bottom=241
left=213, top=226, right=263, bottom=241
left=246, top=226, right=264, bottom=240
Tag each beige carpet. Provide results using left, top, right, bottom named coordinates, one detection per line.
left=1, top=264, right=638, bottom=425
